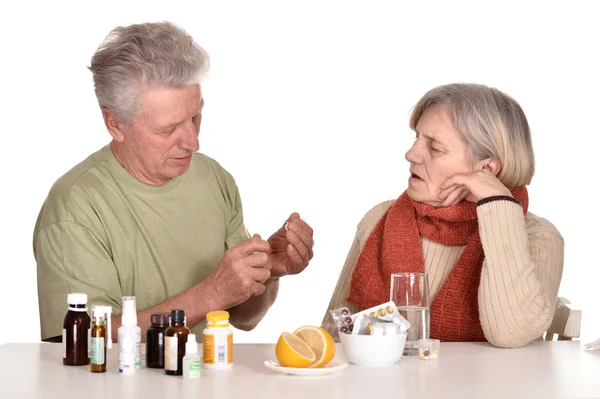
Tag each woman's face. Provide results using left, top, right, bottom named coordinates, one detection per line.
left=405, top=104, right=476, bottom=207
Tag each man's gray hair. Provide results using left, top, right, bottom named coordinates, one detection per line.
left=89, top=21, right=209, bottom=125
left=409, top=83, right=535, bottom=190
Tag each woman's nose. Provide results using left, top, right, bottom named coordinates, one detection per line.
left=405, top=141, right=422, bottom=163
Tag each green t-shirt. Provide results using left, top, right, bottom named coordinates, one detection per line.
left=34, top=145, right=250, bottom=340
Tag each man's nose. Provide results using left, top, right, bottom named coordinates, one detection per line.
left=179, top=120, right=200, bottom=152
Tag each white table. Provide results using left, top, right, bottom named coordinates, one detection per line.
left=0, top=341, right=599, bottom=398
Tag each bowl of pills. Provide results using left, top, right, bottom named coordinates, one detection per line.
left=339, top=331, right=407, bottom=366
left=331, top=301, right=411, bottom=367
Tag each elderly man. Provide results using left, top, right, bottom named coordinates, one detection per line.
left=34, top=21, right=314, bottom=342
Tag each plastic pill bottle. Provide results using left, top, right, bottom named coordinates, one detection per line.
left=202, top=311, right=233, bottom=370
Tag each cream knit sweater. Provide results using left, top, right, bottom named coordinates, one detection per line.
left=321, top=199, right=564, bottom=348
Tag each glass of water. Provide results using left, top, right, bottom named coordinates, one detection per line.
left=390, top=272, right=430, bottom=356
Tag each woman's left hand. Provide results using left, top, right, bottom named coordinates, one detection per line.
left=438, top=169, right=512, bottom=207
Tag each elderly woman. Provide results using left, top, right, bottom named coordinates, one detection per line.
left=322, top=83, right=564, bottom=348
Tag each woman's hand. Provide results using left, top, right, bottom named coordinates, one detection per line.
left=438, top=169, right=512, bottom=207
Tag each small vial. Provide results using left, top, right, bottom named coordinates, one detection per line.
left=146, top=312, right=170, bottom=368
left=90, top=305, right=107, bottom=373
left=202, top=311, right=233, bottom=370
left=63, top=293, right=91, bottom=366
left=182, top=334, right=201, bottom=380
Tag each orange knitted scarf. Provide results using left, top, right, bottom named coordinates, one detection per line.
left=347, top=187, right=528, bottom=342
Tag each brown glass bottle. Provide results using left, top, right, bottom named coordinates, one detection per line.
left=63, top=293, right=91, bottom=366
left=90, top=306, right=107, bottom=372
left=164, top=309, right=190, bottom=376
left=146, top=312, right=170, bottom=368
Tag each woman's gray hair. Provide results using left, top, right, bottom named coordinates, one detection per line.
left=409, top=83, right=535, bottom=190
left=89, top=21, right=210, bottom=125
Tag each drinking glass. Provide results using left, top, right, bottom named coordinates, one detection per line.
left=390, top=272, right=430, bottom=356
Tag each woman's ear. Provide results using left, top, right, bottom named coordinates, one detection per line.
left=102, top=108, right=126, bottom=143
left=480, top=158, right=502, bottom=176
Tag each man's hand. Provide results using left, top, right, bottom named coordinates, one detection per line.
left=438, top=169, right=512, bottom=207
left=205, top=234, right=272, bottom=310
left=268, top=212, right=314, bottom=278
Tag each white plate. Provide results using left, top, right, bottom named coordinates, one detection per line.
left=264, top=360, right=348, bottom=376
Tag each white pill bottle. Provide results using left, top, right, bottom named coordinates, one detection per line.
left=202, top=310, right=233, bottom=370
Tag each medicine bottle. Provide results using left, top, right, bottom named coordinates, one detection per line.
left=164, top=309, right=190, bottom=376
left=146, top=312, right=170, bottom=368
left=90, top=305, right=107, bottom=373
left=118, top=296, right=141, bottom=374
left=63, top=293, right=91, bottom=366
left=202, top=310, right=233, bottom=370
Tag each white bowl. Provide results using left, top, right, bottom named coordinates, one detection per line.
left=339, top=332, right=407, bottom=366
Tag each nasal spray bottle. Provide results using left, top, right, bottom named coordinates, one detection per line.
left=118, top=297, right=141, bottom=374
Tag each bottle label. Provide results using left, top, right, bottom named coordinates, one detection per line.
left=91, top=337, right=105, bottom=365
left=134, top=328, right=141, bottom=368
left=62, top=329, right=66, bottom=359
left=119, top=352, right=135, bottom=374
left=203, top=332, right=233, bottom=366
left=189, top=360, right=201, bottom=378
left=164, top=336, right=178, bottom=371
left=203, top=334, right=215, bottom=364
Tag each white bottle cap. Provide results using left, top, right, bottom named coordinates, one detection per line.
left=121, top=296, right=137, bottom=326
left=92, top=305, right=105, bottom=318
left=67, top=293, right=88, bottom=305
left=185, top=334, right=198, bottom=354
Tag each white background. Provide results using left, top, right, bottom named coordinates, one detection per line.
left=1, top=0, right=598, bottom=345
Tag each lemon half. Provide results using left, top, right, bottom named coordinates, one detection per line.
left=275, top=332, right=316, bottom=368
left=293, top=325, right=336, bottom=368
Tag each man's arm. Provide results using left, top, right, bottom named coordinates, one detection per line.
left=228, top=278, right=280, bottom=331
left=104, top=278, right=225, bottom=343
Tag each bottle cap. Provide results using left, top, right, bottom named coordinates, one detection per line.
left=206, top=310, right=230, bottom=327
left=67, top=293, right=88, bottom=306
left=185, top=334, right=198, bottom=354
left=92, top=305, right=105, bottom=319
left=121, top=296, right=138, bottom=327
left=170, top=309, right=185, bottom=324
left=151, top=313, right=170, bottom=328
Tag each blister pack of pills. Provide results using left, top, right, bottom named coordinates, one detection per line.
left=329, top=306, right=354, bottom=334
left=350, top=301, right=411, bottom=334
left=329, top=301, right=410, bottom=336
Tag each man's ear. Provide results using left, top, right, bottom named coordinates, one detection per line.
left=102, top=108, right=126, bottom=143
left=480, top=158, right=502, bottom=176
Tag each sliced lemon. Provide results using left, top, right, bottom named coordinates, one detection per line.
left=293, top=325, right=336, bottom=368
left=275, top=332, right=316, bottom=368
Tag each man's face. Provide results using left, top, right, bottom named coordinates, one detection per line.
left=118, top=84, right=204, bottom=186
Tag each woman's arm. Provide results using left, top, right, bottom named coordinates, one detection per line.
left=477, top=198, right=564, bottom=348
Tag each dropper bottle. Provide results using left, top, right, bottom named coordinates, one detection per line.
left=182, top=334, right=201, bottom=380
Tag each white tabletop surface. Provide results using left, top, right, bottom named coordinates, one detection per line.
left=0, top=341, right=599, bottom=398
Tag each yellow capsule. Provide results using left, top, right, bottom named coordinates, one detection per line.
left=378, top=308, right=386, bottom=317
left=370, top=312, right=378, bottom=318
left=367, top=323, right=372, bottom=332
left=386, top=305, right=394, bottom=314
